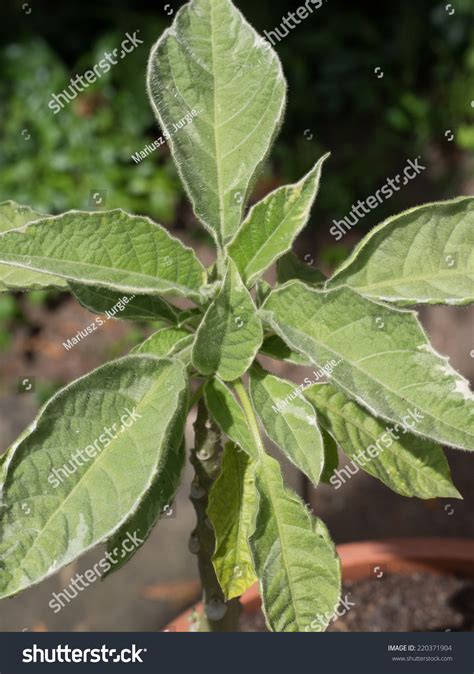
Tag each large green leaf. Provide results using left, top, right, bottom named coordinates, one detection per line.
left=207, top=443, right=257, bottom=600
left=0, top=201, right=67, bottom=291
left=305, top=383, right=461, bottom=499
left=70, top=283, right=179, bottom=323
left=0, top=355, right=188, bottom=599
left=249, top=366, right=324, bottom=485
left=192, top=260, right=263, bottom=380
left=147, top=0, right=286, bottom=245
left=0, top=210, right=206, bottom=301
left=227, top=155, right=328, bottom=285
left=132, top=327, right=194, bottom=357
left=327, top=197, right=474, bottom=305
left=205, top=378, right=258, bottom=459
left=104, top=398, right=188, bottom=578
left=104, top=441, right=185, bottom=578
left=250, top=453, right=341, bottom=632
left=261, top=282, right=474, bottom=450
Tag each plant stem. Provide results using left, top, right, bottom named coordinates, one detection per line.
left=187, top=379, right=206, bottom=413
left=189, top=398, right=241, bottom=631
left=233, top=379, right=265, bottom=456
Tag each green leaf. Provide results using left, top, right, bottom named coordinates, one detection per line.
left=261, top=282, right=474, bottom=450
left=249, top=366, right=324, bottom=485
left=0, top=202, right=45, bottom=232
left=320, top=427, right=339, bottom=484
left=104, top=441, right=185, bottom=578
left=0, top=201, right=67, bottom=292
left=260, top=334, right=311, bottom=365
left=0, top=355, right=188, bottom=599
left=277, top=251, right=326, bottom=286
left=192, top=260, right=263, bottom=381
left=207, top=442, right=258, bottom=600
left=147, top=0, right=286, bottom=245
left=327, top=197, right=474, bottom=305
left=104, top=397, right=188, bottom=578
left=305, top=383, right=461, bottom=499
left=0, top=210, right=206, bottom=301
left=70, top=283, right=179, bottom=323
left=132, top=327, right=194, bottom=357
left=227, top=156, right=328, bottom=284
left=205, top=378, right=258, bottom=459
left=250, top=454, right=341, bottom=632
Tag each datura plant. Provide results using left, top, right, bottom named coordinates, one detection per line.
left=0, top=0, right=473, bottom=633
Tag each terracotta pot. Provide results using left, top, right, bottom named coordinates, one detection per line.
left=163, top=537, right=474, bottom=632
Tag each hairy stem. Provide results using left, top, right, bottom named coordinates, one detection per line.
left=189, top=398, right=241, bottom=631
left=233, top=379, right=265, bottom=456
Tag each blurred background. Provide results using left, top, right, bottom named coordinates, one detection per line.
left=0, top=0, right=473, bottom=631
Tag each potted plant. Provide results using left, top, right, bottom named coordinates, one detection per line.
left=0, top=0, right=472, bottom=633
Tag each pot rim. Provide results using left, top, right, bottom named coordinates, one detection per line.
left=163, top=536, right=474, bottom=632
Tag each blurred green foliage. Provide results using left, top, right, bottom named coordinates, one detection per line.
left=0, top=0, right=472, bottom=228
left=0, top=15, right=181, bottom=222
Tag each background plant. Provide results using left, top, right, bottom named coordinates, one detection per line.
left=0, top=0, right=472, bottom=633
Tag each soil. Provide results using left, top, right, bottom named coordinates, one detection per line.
left=240, top=572, right=474, bottom=632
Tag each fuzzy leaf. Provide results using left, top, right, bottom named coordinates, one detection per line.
left=207, top=443, right=258, bottom=600
left=249, top=367, right=324, bottom=485
left=133, top=327, right=194, bottom=357
left=261, top=282, right=474, bottom=450
left=305, top=383, right=461, bottom=499
left=250, top=454, right=341, bottom=632
left=0, top=201, right=67, bottom=291
left=205, top=378, right=258, bottom=459
left=0, top=210, right=206, bottom=301
left=0, top=356, right=188, bottom=599
left=147, top=0, right=286, bottom=245
left=70, top=283, right=179, bottom=323
left=327, top=197, right=474, bottom=305
left=192, top=260, right=263, bottom=380
left=227, top=156, right=328, bottom=284
left=104, top=397, right=188, bottom=578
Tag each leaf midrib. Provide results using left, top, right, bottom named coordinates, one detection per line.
left=0, top=255, right=199, bottom=294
